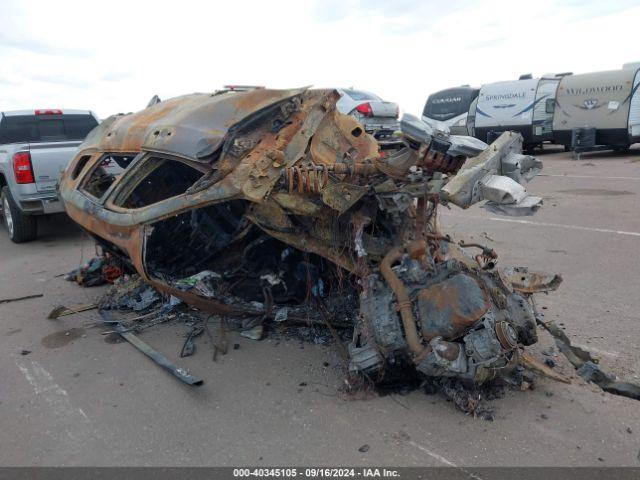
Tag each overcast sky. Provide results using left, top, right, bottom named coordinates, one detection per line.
left=0, top=0, right=638, bottom=119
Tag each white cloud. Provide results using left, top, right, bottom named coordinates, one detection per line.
left=0, top=0, right=637, bottom=118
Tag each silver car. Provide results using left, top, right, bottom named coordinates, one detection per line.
left=335, top=88, right=399, bottom=139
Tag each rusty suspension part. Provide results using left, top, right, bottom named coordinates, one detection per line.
left=287, top=166, right=328, bottom=194
left=283, top=163, right=379, bottom=193
left=420, top=147, right=466, bottom=174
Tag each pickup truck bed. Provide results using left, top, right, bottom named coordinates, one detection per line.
left=0, top=110, right=99, bottom=242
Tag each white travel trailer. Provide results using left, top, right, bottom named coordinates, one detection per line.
left=422, top=87, right=479, bottom=135
left=552, top=64, right=640, bottom=150
left=472, top=74, right=567, bottom=148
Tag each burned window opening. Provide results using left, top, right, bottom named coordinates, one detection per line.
left=117, top=158, right=204, bottom=208
left=71, top=155, right=92, bottom=180
left=81, top=153, right=132, bottom=199
left=145, top=202, right=354, bottom=307
left=224, top=235, right=350, bottom=304
left=145, top=201, right=248, bottom=280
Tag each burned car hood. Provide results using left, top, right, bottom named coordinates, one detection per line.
left=81, top=87, right=309, bottom=162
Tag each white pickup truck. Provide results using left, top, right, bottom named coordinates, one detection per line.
left=0, top=109, right=99, bottom=242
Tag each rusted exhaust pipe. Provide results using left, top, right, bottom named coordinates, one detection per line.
left=380, top=240, right=426, bottom=359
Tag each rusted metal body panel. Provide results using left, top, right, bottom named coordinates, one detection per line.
left=80, top=88, right=308, bottom=159
left=60, top=87, right=561, bottom=387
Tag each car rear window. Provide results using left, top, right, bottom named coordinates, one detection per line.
left=0, top=114, right=98, bottom=144
left=344, top=89, right=381, bottom=101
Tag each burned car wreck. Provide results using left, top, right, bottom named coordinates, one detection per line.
left=60, top=87, right=563, bottom=392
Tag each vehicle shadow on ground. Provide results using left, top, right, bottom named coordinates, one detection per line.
left=528, top=146, right=566, bottom=156
left=0, top=213, right=83, bottom=244
left=575, top=147, right=640, bottom=161
left=531, top=144, right=640, bottom=159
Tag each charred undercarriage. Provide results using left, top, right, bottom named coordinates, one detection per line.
left=60, top=88, right=563, bottom=393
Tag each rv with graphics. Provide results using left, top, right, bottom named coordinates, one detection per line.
left=552, top=64, right=640, bottom=151
left=422, top=86, right=479, bottom=135
left=471, top=74, right=568, bottom=148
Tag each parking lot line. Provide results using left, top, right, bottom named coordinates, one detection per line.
left=406, top=440, right=458, bottom=467
left=442, top=213, right=640, bottom=237
left=538, top=174, right=640, bottom=180
left=14, top=358, right=94, bottom=446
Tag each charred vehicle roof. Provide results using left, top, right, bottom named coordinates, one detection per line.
left=60, top=87, right=565, bottom=390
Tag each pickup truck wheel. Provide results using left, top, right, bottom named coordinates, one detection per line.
left=1, top=186, right=37, bottom=243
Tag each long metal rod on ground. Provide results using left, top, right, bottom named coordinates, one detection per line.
left=99, top=309, right=203, bottom=386
left=47, top=303, right=97, bottom=319
left=0, top=294, right=43, bottom=304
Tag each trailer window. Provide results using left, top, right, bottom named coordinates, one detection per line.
left=545, top=98, right=555, bottom=114
left=0, top=114, right=98, bottom=144
left=424, top=97, right=467, bottom=121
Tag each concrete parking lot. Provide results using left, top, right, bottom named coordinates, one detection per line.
left=1, top=147, right=639, bottom=467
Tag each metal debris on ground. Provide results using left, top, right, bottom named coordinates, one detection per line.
left=430, top=378, right=497, bottom=421
left=0, top=294, right=43, bottom=304
left=240, top=325, right=264, bottom=341
left=47, top=303, right=97, bottom=319
left=98, top=275, right=162, bottom=311
left=65, top=252, right=124, bottom=287
left=535, top=313, right=640, bottom=401
left=180, top=325, right=204, bottom=357
left=97, top=276, right=182, bottom=333
left=54, top=86, right=638, bottom=408
left=98, top=309, right=203, bottom=386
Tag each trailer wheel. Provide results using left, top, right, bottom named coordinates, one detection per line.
left=1, top=186, right=38, bottom=243
left=613, top=145, right=630, bottom=153
left=563, top=145, right=571, bottom=152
